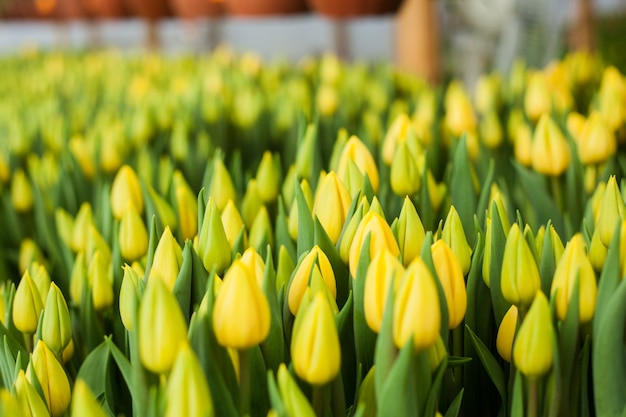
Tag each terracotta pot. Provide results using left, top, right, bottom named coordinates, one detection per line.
left=169, top=0, right=223, bottom=19
left=225, top=0, right=307, bottom=16
left=307, top=0, right=402, bottom=17
left=124, top=0, right=171, bottom=20
left=79, top=0, right=126, bottom=19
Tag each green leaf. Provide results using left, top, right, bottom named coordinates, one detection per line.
left=594, top=223, right=622, bottom=338
left=261, top=248, right=285, bottom=373
left=465, top=325, right=507, bottom=406
left=76, top=340, right=116, bottom=416
left=106, top=336, right=149, bottom=415
left=420, top=232, right=448, bottom=345
left=275, top=197, right=296, bottom=263
left=377, top=341, right=418, bottom=417
left=266, top=370, right=289, bottom=417
left=443, top=388, right=464, bottom=417
left=353, top=234, right=376, bottom=373
left=476, top=160, right=496, bottom=226
left=172, top=241, right=194, bottom=323
left=374, top=277, right=397, bottom=400
left=510, top=371, right=524, bottom=417
left=488, top=201, right=510, bottom=325
left=424, top=356, right=448, bottom=417
left=295, top=180, right=314, bottom=257
left=450, top=135, right=477, bottom=247
left=314, top=217, right=350, bottom=308
left=539, top=220, right=556, bottom=296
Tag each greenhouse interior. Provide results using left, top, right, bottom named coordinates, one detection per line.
left=1, top=0, right=626, bottom=416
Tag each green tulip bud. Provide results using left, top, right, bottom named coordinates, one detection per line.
left=41, top=283, right=72, bottom=357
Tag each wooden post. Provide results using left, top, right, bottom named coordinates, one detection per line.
left=396, top=0, right=440, bottom=84
left=569, top=0, right=594, bottom=52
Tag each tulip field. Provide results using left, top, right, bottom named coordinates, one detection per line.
left=0, top=49, right=625, bottom=416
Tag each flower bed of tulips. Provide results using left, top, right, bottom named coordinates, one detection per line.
left=0, top=48, right=625, bottom=417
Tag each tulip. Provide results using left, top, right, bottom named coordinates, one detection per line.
left=119, top=203, right=149, bottom=262
left=69, top=252, right=87, bottom=305
left=444, top=81, right=476, bottom=137
left=288, top=179, right=314, bottom=241
left=277, top=363, right=316, bottom=417
left=513, top=122, right=533, bottom=167
left=41, top=283, right=72, bottom=357
left=295, top=124, right=318, bottom=182
left=496, top=305, right=518, bottom=363
left=551, top=234, right=597, bottom=323
left=431, top=240, right=467, bottom=329
left=596, top=176, right=626, bottom=247
left=588, top=228, right=608, bottom=273
left=501, top=223, right=541, bottom=307
left=364, top=249, right=404, bottom=333
left=88, top=251, right=113, bottom=311
left=441, top=206, right=472, bottom=276
left=173, top=171, right=198, bottom=241
left=110, top=164, right=143, bottom=220
left=256, top=151, right=282, bottom=203
left=524, top=72, right=551, bottom=122
left=213, top=259, right=270, bottom=349
left=513, top=292, right=554, bottom=378
left=291, top=292, right=341, bottom=385
left=29, top=263, right=51, bottom=303
left=578, top=112, right=617, bottom=165
left=27, top=340, right=71, bottom=416
left=396, top=196, right=426, bottom=266
left=336, top=135, right=379, bottom=193
left=312, top=171, right=352, bottom=244
left=349, top=211, right=400, bottom=279
left=393, top=259, right=441, bottom=351
left=15, top=369, right=49, bottom=417
left=530, top=113, right=570, bottom=176
left=11, top=168, right=33, bottom=213
left=288, top=246, right=336, bottom=315
left=428, top=335, right=448, bottom=372
left=55, top=208, right=74, bottom=248
left=165, top=344, right=214, bottom=417
left=241, top=179, right=264, bottom=229
left=316, top=84, right=339, bottom=117
left=0, top=388, right=21, bottom=417
left=208, top=157, right=237, bottom=212
left=13, top=270, right=44, bottom=335
left=382, top=113, right=412, bottom=165
left=390, top=139, right=423, bottom=197
left=149, top=226, right=183, bottom=291
left=71, top=379, right=108, bottom=417
left=239, top=247, right=265, bottom=287
left=221, top=199, right=246, bottom=250
left=70, top=203, right=94, bottom=253
left=249, top=206, right=274, bottom=253
left=480, top=110, right=504, bottom=149
left=197, top=197, right=231, bottom=274
left=567, top=112, right=586, bottom=145
left=119, top=264, right=142, bottom=331
left=138, top=278, right=188, bottom=374
left=474, top=73, right=501, bottom=114
left=146, top=185, right=178, bottom=231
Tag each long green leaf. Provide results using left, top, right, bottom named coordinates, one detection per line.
left=465, top=325, right=507, bottom=406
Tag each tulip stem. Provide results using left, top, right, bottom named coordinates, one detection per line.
left=238, top=349, right=251, bottom=417
left=313, top=384, right=329, bottom=417
left=550, top=176, right=563, bottom=212
left=24, top=333, right=33, bottom=353
left=527, top=377, right=539, bottom=417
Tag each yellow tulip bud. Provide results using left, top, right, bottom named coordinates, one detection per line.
left=551, top=234, right=596, bottom=323
left=221, top=199, right=246, bottom=250
left=119, top=204, right=149, bottom=262
left=69, top=135, right=96, bottom=180
left=88, top=251, right=113, bottom=311
left=13, top=270, right=44, bottom=334
left=524, top=72, right=551, bottom=121
left=382, top=113, right=412, bottom=165
left=147, top=185, right=178, bottom=231
left=496, top=305, right=518, bottom=362
left=513, top=122, right=533, bottom=167
left=316, top=84, right=338, bottom=117
left=295, top=124, right=318, bottom=182
left=441, top=206, right=472, bottom=276
left=364, top=249, right=404, bottom=333
left=55, top=208, right=74, bottom=248
left=69, top=252, right=87, bottom=305
left=475, top=73, right=501, bottom=114
left=11, top=168, right=33, bottom=213
left=110, top=165, right=143, bottom=220
left=165, top=344, right=214, bottom=417
left=71, top=379, right=108, bottom=417
left=444, top=81, right=476, bottom=137
left=291, top=292, right=341, bottom=385
left=480, top=110, right=504, bottom=149
left=71, top=203, right=94, bottom=253
left=277, top=363, right=316, bottom=417
left=396, top=196, right=425, bottom=266
left=27, top=340, right=71, bottom=416
left=513, top=292, right=554, bottom=378
left=239, top=247, right=265, bottom=287
left=393, top=259, right=441, bottom=351
left=197, top=197, right=231, bottom=274
left=312, top=172, right=351, bottom=244
left=596, top=176, right=626, bottom=247
left=431, top=240, right=467, bottom=329
left=337, top=135, right=379, bottom=193
left=427, top=170, right=446, bottom=212
left=249, top=206, right=274, bottom=253
left=173, top=171, right=198, bottom=241
left=288, top=179, right=314, bottom=241
left=149, top=226, right=183, bottom=291
left=241, top=179, right=264, bottom=229
left=213, top=259, right=270, bottom=349
left=86, top=225, right=112, bottom=268
left=349, top=211, right=400, bottom=278
left=119, top=264, right=141, bottom=331
left=578, top=112, right=617, bottom=165
left=501, top=223, right=541, bottom=307
left=281, top=165, right=298, bottom=208
left=567, top=112, right=586, bottom=145
left=338, top=196, right=369, bottom=263
left=288, top=246, right=336, bottom=315
left=41, top=283, right=72, bottom=356
left=390, top=139, right=422, bottom=197
left=208, top=158, right=237, bottom=212
left=138, top=278, right=188, bottom=374
left=15, top=369, right=49, bottom=417
left=427, top=334, right=448, bottom=372
left=29, top=263, right=51, bottom=303
left=531, top=113, right=571, bottom=176
left=589, top=227, right=607, bottom=273
left=256, top=151, right=281, bottom=203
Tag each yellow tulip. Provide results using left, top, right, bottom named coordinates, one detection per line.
left=149, top=226, right=183, bottom=291
left=441, top=206, right=472, bottom=276
left=11, top=168, right=33, bottom=213
left=288, top=246, right=336, bottom=315
left=15, top=369, right=49, bottom=417
left=119, top=203, right=149, bottom=262
left=364, top=249, right=404, bottom=333
left=165, top=344, right=214, bottom=417
left=596, top=176, right=626, bottom=247
left=578, top=112, right=617, bottom=165
left=396, top=196, right=426, bottom=266
left=27, top=340, right=71, bottom=416
left=349, top=211, right=400, bottom=279
left=197, top=197, right=231, bottom=274
left=496, top=305, right=518, bottom=363
left=501, top=223, right=541, bottom=307
left=431, top=240, right=467, bottom=329
left=513, top=292, right=554, bottom=378
left=71, top=379, right=108, bottom=417
left=312, top=171, right=352, bottom=244
left=530, top=113, right=571, bottom=176
left=40, top=283, right=72, bottom=356
left=13, top=270, right=44, bottom=334
left=110, top=165, right=143, bottom=220
left=336, top=135, right=379, bottom=193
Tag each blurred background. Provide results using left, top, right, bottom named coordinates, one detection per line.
left=0, top=0, right=624, bottom=87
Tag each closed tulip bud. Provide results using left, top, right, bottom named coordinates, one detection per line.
left=119, top=264, right=142, bottom=331
left=241, top=179, right=264, bottom=229
left=149, top=226, right=183, bottom=291
left=11, top=168, right=33, bottom=213
left=316, top=84, right=339, bottom=117
left=427, top=170, right=447, bottom=212
left=444, top=81, right=476, bottom=137
left=431, top=240, right=467, bottom=329
left=119, top=204, right=149, bottom=262
left=276, top=245, right=295, bottom=292
left=29, top=263, right=51, bottom=302
left=147, top=185, right=177, bottom=231
left=0, top=388, right=21, bottom=417
left=69, top=252, right=87, bottom=305
left=139, top=278, right=187, bottom=374
left=295, top=124, right=318, bottom=181
left=41, top=283, right=72, bottom=356
left=349, top=211, right=400, bottom=278
left=596, top=176, right=626, bottom=247
left=312, top=172, right=351, bottom=244
left=13, top=270, right=44, bottom=334
left=249, top=206, right=274, bottom=253
left=240, top=247, right=265, bottom=287
left=62, top=339, right=74, bottom=363
left=208, top=158, right=237, bottom=212
left=213, top=259, right=270, bottom=349
left=15, top=369, right=48, bottom=417
left=55, top=208, right=74, bottom=248
left=390, top=140, right=422, bottom=197
left=71, top=379, right=108, bottom=417
left=531, top=114, right=571, bottom=176
left=110, top=165, right=143, bottom=220
left=513, top=122, right=533, bottom=167
left=588, top=228, right=607, bottom=273
left=442, top=206, right=472, bottom=276
left=221, top=199, right=246, bottom=250
left=567, top=112, right=586, bottom=145
left=256, top=151, right=281, bottom=203
left=281, top=165, right=298, bottom=207
left=513, top=292, right=554, bottom=378
left=27, top=340, right=71, bottom=416
left=501, top=223, right=541, bottom=307
left=173, top=172, right=198, bottom=241
left=475, top=73, right=501, bottom=114
left=71, top=203, right=94, bottom=253
left=165, top=344, right=214, bottom=417
left=86, top=225, right=112, bottom=268
left=394, top=259, right=441, bottom=351
left=288, top=246, right=336, bottom=315
left=18, top=239, right=45, bottom=276
left=396, top=196, right=425, bottom=266
left=338, top=196, right=369, bottom=263
left=277, top=363, right=316, bottom=417
left=578, top=112, right=617, bottom=165
left=291, top=292, right=341, bottom=385
left=427, top=335, right=448, bottom=372
left=288, top=179, right=314, bottom=241
left=551, top=234, right=596, bottom=323
left=337, top=135, right=379, bottom=193
left=364, top=249, right=404, bottom=333
left=496, top=305, right=518, bottom=362
left=68, top=135, right=95, bottom=179
left=382, top=113, right=412, bottom=165
left=480, top=110, right=503, bottom=149
left=89, top=251, right=113, bottom=311
left=197, top=197, right=231, bottom=274
left=524, top=72, right=552, bottom=122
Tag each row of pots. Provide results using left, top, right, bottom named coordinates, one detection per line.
left=0, top=0, right=404, bottom=20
